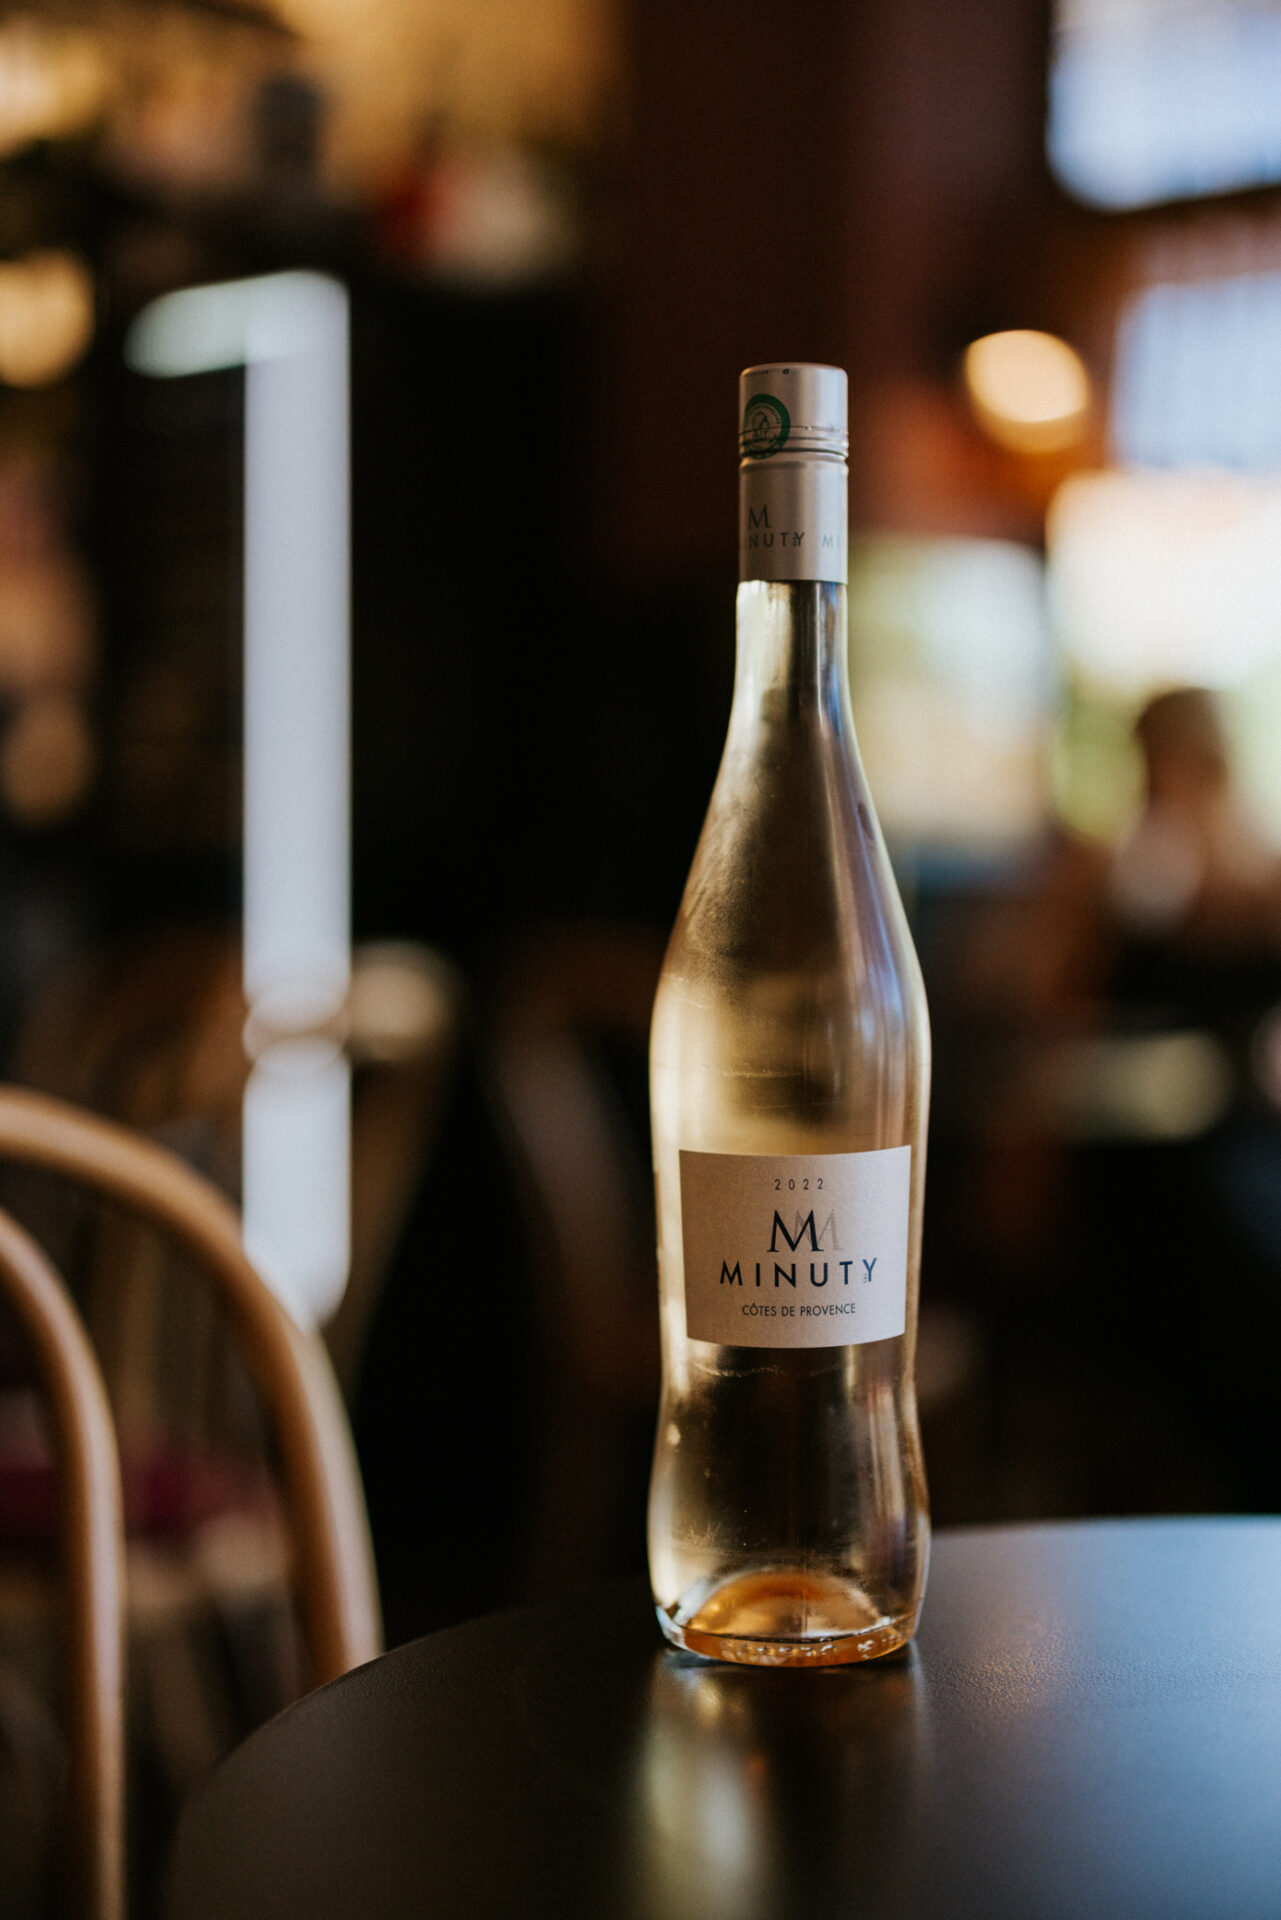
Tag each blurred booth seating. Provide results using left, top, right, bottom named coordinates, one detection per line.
left=485, top=920, right=978, bottom=1591
left=0, top=1085, right=380, bottom=1916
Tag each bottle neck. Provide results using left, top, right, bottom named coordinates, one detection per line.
left=734, top=446, right=851, bottom=737
left=730, top=581, right=852, bottom=739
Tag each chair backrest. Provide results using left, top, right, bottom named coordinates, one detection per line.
left=486, top=923, right=663, bottom=1591
left=13, top=927, right=463, bottom=1407
left=0, top=1201, right=125, bottom=1920
left=488, top=922, right=663, bottom=1393
left=0, top=1085, right=381, bottom=1690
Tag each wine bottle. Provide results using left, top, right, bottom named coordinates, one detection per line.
left=647, top=363, right=930, bottom=1666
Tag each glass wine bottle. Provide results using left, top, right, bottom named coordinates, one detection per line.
left=648, top=363, right=930, bottom=1666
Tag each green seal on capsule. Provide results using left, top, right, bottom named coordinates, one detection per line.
left=741, top=393, right=790, bottom=458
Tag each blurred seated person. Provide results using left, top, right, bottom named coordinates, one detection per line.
left=947, top=687, right=1281, bottom=1301
left=1108, top=687, right=1281, bottom=1036
left=961, top=685, right=1281, bottom=1043
left=959, top=686, right=1281, bottom=1508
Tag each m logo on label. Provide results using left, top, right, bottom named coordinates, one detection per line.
left=769, top=1210, right=840, bottom=1253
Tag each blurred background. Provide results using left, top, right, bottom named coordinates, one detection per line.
left=3, top=0, right=1281, bottom=1904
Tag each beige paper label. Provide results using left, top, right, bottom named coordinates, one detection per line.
left=679, top=1146, right=910, bottom=1348
left=739, top=460, right=847, bottom=584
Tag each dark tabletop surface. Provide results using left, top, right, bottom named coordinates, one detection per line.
left=166, top=1517, right=1281, bottom=1920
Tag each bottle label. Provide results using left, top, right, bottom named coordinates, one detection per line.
left=739, top=460, right=847, bottom=585
left=678, top=1145, right=911, bottom=1348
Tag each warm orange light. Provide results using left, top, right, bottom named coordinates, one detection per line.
left=273, top=0, right=614, bottom=179
left=0, top=252, right=94, bottom=388
left=0, top=17, right=110, bottom=155
left=964, top=329, right=1091, bottom=453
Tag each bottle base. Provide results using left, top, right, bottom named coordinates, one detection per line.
left=655, top=1568, right=917, bottom=1668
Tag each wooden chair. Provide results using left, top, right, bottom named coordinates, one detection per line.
left=0, top=1084, right=383, bottom=1915
left=0, top=1201, right=124, bottom=1920
left=12, top=926, right=463, bottom=1406
left=0, top=1083, right=381, bottom=1683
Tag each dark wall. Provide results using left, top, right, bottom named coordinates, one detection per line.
left=589, top=0, right=1053, bottom=578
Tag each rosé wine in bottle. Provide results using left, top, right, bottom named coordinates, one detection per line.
left=648, top=363, right=930, bottom=1666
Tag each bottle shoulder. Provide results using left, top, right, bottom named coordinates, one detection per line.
left=669, top=726, right=921, bottom=990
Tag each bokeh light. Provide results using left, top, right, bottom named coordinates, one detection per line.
left=964, top=328, right=1092, bottom=453
left=1049, top=469, right=1281, bottom=695
left=0, top=15, right=111, bottom=156
left=0, top=252, right=95, bottom=389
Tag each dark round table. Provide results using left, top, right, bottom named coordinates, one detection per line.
left=167, top=1518, right=1281, bottom=1920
